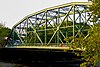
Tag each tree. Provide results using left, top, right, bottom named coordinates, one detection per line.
left=79, top=0, right=100, bottom=66
left=89, top=0, right=100, bottom=23
left=64, top=24, right=100, bottom=67
left=64, top=0, right=100, bottom=66
left=80, top=24, right=100, bottom=67
left=0, top=23, right=11, bottom=47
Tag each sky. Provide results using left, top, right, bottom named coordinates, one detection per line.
left=0, top=0, right=88, bottom=29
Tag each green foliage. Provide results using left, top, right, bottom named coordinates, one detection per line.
left=79, top=0, right=100, bottom=66
left=64, top=23, right=100, bottom=67
left=64, top=1, right=100, bottom=66
left=81, top=24, right=100, bottom=66
left=90, top=0, right=100, bottom=16
left=89, top=0, right=100, bottom=22
left=0, top=23, right=11, bottom=47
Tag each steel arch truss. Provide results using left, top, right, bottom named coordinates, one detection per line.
left=6, top=2, right=93, bottom=47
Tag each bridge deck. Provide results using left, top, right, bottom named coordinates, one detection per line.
left=6, top=46, right=84, bottom=52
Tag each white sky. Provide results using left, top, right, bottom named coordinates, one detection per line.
left=0, top=0, right=88, bottom=29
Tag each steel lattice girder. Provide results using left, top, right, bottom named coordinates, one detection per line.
left=6, top=2, right=93, bottom=46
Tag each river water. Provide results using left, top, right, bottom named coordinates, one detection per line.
left=0, top=62, right=24, bottom=67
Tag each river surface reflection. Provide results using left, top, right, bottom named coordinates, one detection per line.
left=0, top=62, right=23, bottom=67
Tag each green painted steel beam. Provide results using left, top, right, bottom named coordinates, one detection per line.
left=12, top=2, right=92, bottom=28
left=28, top=19, right=43, bottom=45
left=47, top=6, right=73, bottom=45
left=6, top=2, right=93, bottom=47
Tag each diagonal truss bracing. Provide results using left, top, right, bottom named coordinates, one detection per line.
left=6, top=2, right=93, bottom=47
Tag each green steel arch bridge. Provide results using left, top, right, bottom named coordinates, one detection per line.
left=5, top=2, right=93, bottom=51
